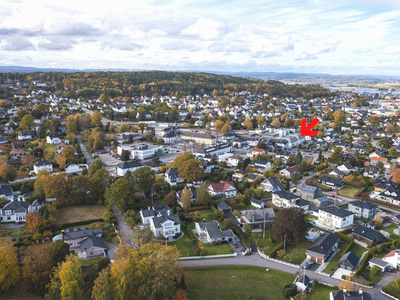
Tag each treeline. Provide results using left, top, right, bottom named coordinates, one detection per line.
left=0, top=71, right=337, bottom=99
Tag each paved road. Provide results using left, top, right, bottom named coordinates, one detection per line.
left=76, top=135, right=93, bottom=166
left=111, top=205, right=138, bottom=249
left=225, top=212, right=255, bottom=251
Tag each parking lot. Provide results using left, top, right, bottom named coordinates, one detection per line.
left=98, top=153, right=121, bottom=166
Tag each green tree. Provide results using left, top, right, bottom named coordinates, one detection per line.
left=105, top=177, right=135, bottom=211
left=132, top=167, right=155, bottom=197
left=92, top=110, right=102, bottom=127
left=90, top=167, right=110, bottom=204
left=196, top=182, right=211, bottom=206
left=120, top=150, right=130, bottom=161
left=367, top=116, right=381, bottom=127
left=20, top=114, right=35, bottom=131
left=318, top=148, right=323, bottom=162
left=170, top=153, right=195, bottom=169
left=273, top=157, right=282, bottom=167
left=291, top=173, right=300, bottom=185
left=91, top=267, right=113, bottom=300
left=89, top=158, right=104, bottom=176
left=0, top=238, right=20, bottom=291
left=286, top=155, right=295, bottom=166
left=295, top=150, right=303, bottom=165
left=299, top=161, right=309, bottom=172
left=270, top=207, right=307, bottom=243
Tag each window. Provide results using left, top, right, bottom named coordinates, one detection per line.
left=90, top=251, right=93, bottom=256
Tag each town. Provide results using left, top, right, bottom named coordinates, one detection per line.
left=0, top=71, right=399, bottom=300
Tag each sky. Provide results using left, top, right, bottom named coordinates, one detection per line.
left=1, top=0, right=400, bottom=75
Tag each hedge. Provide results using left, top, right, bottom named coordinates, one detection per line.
left=354, top=250, right=372, bottom=275
left=382, top=286, right=400, bottom=299
left=211, top=205, right=218, bottom=214
left=337, top=232, right=354, bottom=244
left=59, top=219, right=104, bottom=229
left=267, top=241, right=285, bottom=258
left=338, top=228, right=353, bottom=235
left=233, top=227, right=250, bottom=248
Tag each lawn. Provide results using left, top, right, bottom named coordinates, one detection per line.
left=382, top=223, right=400, bottom=239
left=168, top=230, right=195, bottom=257
left=325, top=241, right=350, bottom=273
left=309, top=283, right=336, bottom=300
left=43, top=142, right=56, bottom=154
left=386, top=281, right=400, bottom=295
left=184, top=266, right=295, bottom=300
left=0, top=225, right=31, bottom=239
left=54, top=205, right=107, bottom=224
left=200, top=241, right=233, bottom=256
left=280, top=242, right=310, bottom=265
left=81, top=257, right=103, bottom=266
left=348, top=243, right=367, bottom=258
left=337, top=186, right=359, bottom=199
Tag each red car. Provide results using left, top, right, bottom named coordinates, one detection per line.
left=331, top=194, right=336, bottom=198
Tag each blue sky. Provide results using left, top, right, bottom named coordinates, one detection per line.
left=1, top=0, right=400, bottom=75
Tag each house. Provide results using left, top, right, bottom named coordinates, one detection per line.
left=370, top=156, right=387, bottom=166
left=194, top=220, right=234, bottom=243
left=142, top=160, right=162, bottom=173
left=149, top=210, right=181, bottom=239
left=33, top=159, right=53, bottom=173
left=31, top=199, right=42, bottom=212
left=347, top=200, right=377, bottom=219
left=338, top=251, right=359, bottom=271
left=232, top=169, right=250, bottom=182
left=165, top=168, right=184, bottom=186
left=279, top=165, right=300, bottom=178
left=250, top=198, right=265, bottom=209
left=62, top=227, right=106, bottom=259
left=363, top=166, right=379, bottom=179
left=261, top=176, right=286, bottom=192
left=374, top=179, right=398, bottom=193
left=140, top=204, right=171, bottom=224
left=247, top=147, right=265, bottom=157
left=319, top=176, right=345, bottom=189
left=0, top=135, right=7, bottom=145
left=0, top=185, right=14, bottom=201
left=65, top=163, right=82, bottom=173
left=227, top=155, right=243, bottom=167
left=368, top=257, right=389, bottom=272
left=78, top=234, right=107, bottom=259
left=240, top=208, right=275, bottom=231
left=0, top=200, right=31, bottom=223
left=318, top=206, right=354, bottom=230
left=208, top=181, right=237, bottom=198
left=329, top=169, right=345, bottom=178
left=297, top=184, right=322, bottom=201
left=272, top=191, right=300, bottom=208
left=7, top=159, right=22, bottom=169
left=383, top=249, right=400, bottom=269
left=217, top=200, right=232, bottom=213
left=244, top=173, right=264, bottom=183
left=18, top=131, right=33, bottom=140
left=352, top=224, right=383, bottom=247
left=248, top=160, right=272, bottom=172
left=392, top=213, right=400, bottom=224
left=311, top=196, right=330, bottom=207
left=330, top=289, right=373, bottom=300
left=116, top=161, right=144, bottom=176
left=306, top=232, right=341, bottom=263
left=46, top=133, right=62, bottom=144
left=176, top=188, right=197, bottom=207
left=337, top=163, right=354, bottom=175
left=202, top=160, right=215, bottom=174
left=295, top=274, right=310, bottom=292
left=11, top=140, right=26, bottom=149
left=10, top=149, right=26, bottom=159
left=375, top=189, right=400, bottom=206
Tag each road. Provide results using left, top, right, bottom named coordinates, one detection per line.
left=111, top=205, right=139, bottom=249
left=76, top=135, right=93, bottom=166
left=225, top=212, right=255, bottom=251
left=180, top=253, right=393, bottom=299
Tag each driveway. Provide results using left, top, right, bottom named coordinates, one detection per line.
left=111, top=205, right=138, bottom=249
left=76, top=135, right=93, bottom=166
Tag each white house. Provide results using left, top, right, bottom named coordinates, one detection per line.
left=46, top=133, right=62, bottom=144
left=226, top=155, right=243, bottom=167
left=116, top=161, right=144, bottom=176
left=208, top=181, right=237, bottom=198
left=318, top=206, right=354, bottom=230
left=194, top=220, right=234, bottom=243
left=1, top=200, right=31, bottom=223
left=140, top=204, right=171, bottom=225
left=18, top=131, right=33, bottom=140
left=383, top=250, right=400, bottom=269
left=0, top=185, right=14, bottom=201
left=165, top=168, right=184, bottom=186
left=33, top=159, right=53, bottom=173
left=272, top=191, right=300, bottom=208
left=65, top=163, right=82, bottom=173
left=149, top=211, right=181, bottom=239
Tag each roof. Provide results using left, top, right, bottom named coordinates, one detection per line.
left=338, top=251, right=359, bottom=267
left=117, top=160, right=144, bottom=169
left=0, top=184, right=13, bottom=196
left=320, top=176, right=344, bottom=185
left=252, top=148, right=264, bottom=152
left=250, top=198, right=264, bottom=205
left=142, top=160, right=161, bottom=168
left=319, top=206, right=353, bottom=218
left=285, top=165, right=300, bottom=173
left=369, top=257, right=388, bottom=268
left=2, top=200, right=30, bottom=215
left=182, top=132, right=216, bottom=139
left=210, top=181, right=236, bottom=193
left=348, top=200, right=377, bottom=210
left=307, top=233, right=341, bottom=255
left=296, top=275, right=310, bottom=287
left=273, top=190, right=299, bottom=200
left=196, top=220, right=234, bottom=240
left=263, top=176, right=286, bottom=190
left=217, top=200, right=232, bottom=210
left=371, top=156, right=387, bottom=162
left=63, top=227, right=103, bottom=240
left=151, top=213, right=181, bottom=229
left=330, top=290, right=373, bottom=300
left=297, top=183, right=318, bottom=192
left=34, top=159, right=51, bottom=166
left=80, top=234, right=106, bottom=251
left=384, top=250, right=399, bottom=258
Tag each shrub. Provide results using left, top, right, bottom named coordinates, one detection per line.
left=370, top=266, right=380, bottom=276
left=395, top=278, right=400, bottom=288
left=382, top=286, right=400, bottom=299
left=282, top=284, right=297, bottom=299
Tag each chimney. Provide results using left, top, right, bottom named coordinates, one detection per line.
left=203, top=219, right=206, bottom=222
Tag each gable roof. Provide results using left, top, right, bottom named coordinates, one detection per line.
left=348, top=200, right=377, bottom=210
left=63, top=227, right=103, bottom=240
left=263, top=176, right=285, bottom=190
left=210, top=181, right=236, bottom=193
left=307, top=233, right=341, bottom=255
left=319, top=206, right=353, bottom=218
left=117, top=160, right=144, bottom=169
left=338, top=251, right=359, bottom=268
left=0, top=184, right=13, bottom=196
left=80, top=234, right=106, bottom=252
left=34, top=159, right=51, bottom=166
left=353, top=224, right=381, bottom=241
left=320, top=176, right=344, bottom=185
left=273, top=190, right=299, bottom=200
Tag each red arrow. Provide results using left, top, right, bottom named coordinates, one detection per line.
left=301, top=117, right=319, bottom=136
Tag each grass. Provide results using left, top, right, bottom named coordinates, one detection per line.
left=387, top=282, right=400, bottom=294
left=81, top=257, right=103, bottom=266
left=348, top=243, right=367, bottom=258
left=280, top=242, right=311, bottom=265
left=337, top=186, right=359, bottom=199
left=360, top=269, right=382, bottom=285
left=184, top=266, right=295, bottom=300
left=309, top=283, right=336, bottom=300
left=168, top=229, right=195, bottom=257
left=199, top=241, right=233, bottom=255
left=382, top=223, right=400, bottom=239
left=43, top=142, right=56, bottom=154
left=54, top=205, right=107, bottom=224
left=0, top=225, right=32, bottom=239
left=325, top=242, right=350, bottom=273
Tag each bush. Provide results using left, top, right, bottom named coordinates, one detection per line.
left=382, top=286, right=400, bottom=299
left=59, top=219, right=104, bottom=229
left=370, top=266, right=380, bottom=276
left=282, top=284, right=297, bottom=299
left=267, top=242, right=284, bottom=258
left=395, top=278, right=400, bottom=288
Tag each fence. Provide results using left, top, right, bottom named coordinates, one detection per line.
left=179, top=253, right=237, bottom=260
left=257, top=247, right=300, bottom=268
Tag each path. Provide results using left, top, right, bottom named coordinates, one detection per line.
left=225, top=212, right=255, bottom=251
left=76, top=134, right=93, bottom=166
left=111, top=205, right=138, bottom=249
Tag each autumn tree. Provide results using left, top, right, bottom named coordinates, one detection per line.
left=196, top=182, right=211, bottom=206
left=20, top=114, right=35, bottom=131
left=46, top=254, right=85, bottom=300
left=105, top=177, right=135, bottom=211
left=178, top=159, right=204, bottom=183
left=338, top=277, right=355, bottom=291
left=173, top=289, right=189, bottom=300
left=132, top=167, right=155, bottom=197
left=271, top=117, right=281, bottom=127
left=270, top=207, right=307, bottom=243
left=55, top=145, right=75, bottom=170
left=0, top=163, right=17, bottom=182
left=26, top=211, right=44, bottom=234
left=367, top=115, right=381, bottom=127
left=181, top=185, right=192, bottom=211
left=0, top=238, right=20, bottom=291
left=393, top=168, right=400, bottom=184
left=92, top=110, right=102, bottom=127
left=21, top=154, right=34, bottom=168
left=170, top=153, right=195, bottom=169
left=89, top=158, right=104, bottom=176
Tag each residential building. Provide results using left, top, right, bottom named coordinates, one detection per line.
left=10, top=149, right=26, bottom=159
left=248, top=160, right=272, bottom=172
left=149, top=210, right=181, bottom=238
left=352, top=224, right=383, bottom=247
left=0, top=185, right=14, bottom=201
left=46, top=133, right=62, bottom=144
left=337, top=163, right=354, bottom=175
left=116, top=161, right=144, bottom=176
left=272, top=191, right=300, bottom=208
left=347, top=200, right=377, bottom=219
left=329, top=169, right=344, bottom=178
left=261, top=176, right=286, bottom=192
left=383, top=250, right=400, bottom=269
left=117, top=143, right=163, bottom=160
left=297, top=183, right=322, bottom=201
left=363, top=166, right=379, bottom=179
left=194, top=220, right=234, bottom=243
left=232, top=169, right=250, bottom=182
left=318, top=206, right=354, bottom=230
left=176, top=188, right=197, bottom=207
left=140, top=204, right=171, bottom=225
left=33, top=159, right=53, bottom=173
left=0, top=200, right=32, bottom=223
left=375, top=189, right=400, bottom=206
left=217, top=201, right=232, bottom=213
left=227, top=155, right=243, bottom=167
left=18, top=131, right=33, bottom=140
left=62, top=227, right=106, bottom=259
left=208, top=181, right=237, bottom=198
left=65, top=163, right=82, bottom=173
left=319, top=176, right=345, bottom=189
left=329, top=289, right=373, bottom=300
left=311, top=196, right=329, bottom=207
left=247, top=147, right=265, bottom=157
left=306, top=232, right=341, bottom=263
left=165, top=168, right=184, bottom=186
left=194, top=142, right=232, bottom=158
left=142, top=160, right=162, bottom=173
left=370, top=156, right=387, bottom=166
left=338, top=251, right=359, bottom=271
left=240, top=208, right=275, bottom=231
left=279, top=165, right=300, bottom=178
left=181, top=132, right=216, bottom=145
left=250, top=198, right=265, bottom=209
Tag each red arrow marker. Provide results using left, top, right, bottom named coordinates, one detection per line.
left=301, top=118, right=319, bottom=136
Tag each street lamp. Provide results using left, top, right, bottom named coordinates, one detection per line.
left=284, top=234, right=287, bottom=252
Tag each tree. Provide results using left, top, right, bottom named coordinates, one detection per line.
left=295, top=150, right=303, bottom=165
left=0, top=164, right=17, bottom=182
left=22, top=244, right=53, bottom=291
left=165, top=192, right=176, bottom=206
left=273, top=157, right=282, bottom=167
left=89, top=158, right=104, bottom=176
left=55, top=145, right=75, bottom=170
left=26, top=211, right=43, bottom=234
left=386, top=124, right=395, bottom=133
left=181, top=185, right=192, bottom=211
left=21, top=154, right=33, bottom=167
left=90, top=167, right=110, bottom=204
left=338, top=279, right=355, bottom=292
left=33, top=147, right=44, bottom=158
left=282, top=283, right=297, bottom=299
left=291, top=173, right=300, bottom=184
left=170, top=153, right=195, bottom=169
left=91, top=267, right=112, bottom=300
left=393, top=168, right=400, bottom=185
left=120, top=150, right=130, bottom=161
left=196, top=182, right=211, bottom=206
left=299, top=161, right=309, bottom=172
left=220, top=124, right=231, bottom=134
left=367, top=115, right=381, bottom=127
left=46, top=253, right=85, bottom=300
left=389, top=146, right=398, bottom=157
left=272, top=118, right=281, bottom=127
left=270, top=207, right=307, bottom=243
left=132, top=167, right=155, bottom=197
left=178, top=159, right=204, bottom=183
left=20, top=114, right=35, bottom=131
left=286, top=155, right=295, bottom=166
left=49, top=240, right=70, bottom=267
left=0, top=238, right=20, bottom=291
left=318, top=148, right=323, bottom=162
left=105, top=177, right=135, bottom=211
left=330, top=148, right=343, bottom=163
left=92, top=110, right=102, bottom=127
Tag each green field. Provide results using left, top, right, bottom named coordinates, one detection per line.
left=0, top=225, right=32, bottom=239
left=168, top=229, right=195, bottom=257
left=337, top=186, right=359, bottom=199
left=382, top=223, right=400, bottom=239
left=348, top=243, right=367, bottom=258
left=309, top=283, right=336, bottom=300
left=185, top=266, right=295, bottom=300
left=280, top=242, right=310, bottom=265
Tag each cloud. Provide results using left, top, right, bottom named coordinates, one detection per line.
left=0, top=36, right=35, bottom=51
left=161, top=41, right=197, bottom=51
left=180, top=18, right=225, bottom=40
left=38, top=38, right=76, bottom=50
left=295, top=54, right=318, bottom=61
left=101, top=41, right=144, bottom=51
left=209, top=41, right=250, bottom=53
left=383, top=46, right=400, bottom=54
left=306, top=39, right=341, bottom=55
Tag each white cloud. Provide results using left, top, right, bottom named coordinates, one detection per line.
left=383, top=46, right=400, bottom=54
left=180, top=18, right=225, bottom=40
left=306, top=39, right=341, bottom=55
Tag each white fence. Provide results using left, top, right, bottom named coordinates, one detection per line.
left=381, top=289, right=399, bottom=300
left=257, top=248, right=300, bottom=268
left=179, top=253, right=237, bottom=260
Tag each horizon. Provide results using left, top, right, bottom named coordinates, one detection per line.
left=1, top=0, right=400, bottom=76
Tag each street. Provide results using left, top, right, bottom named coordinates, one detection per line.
left=111, top=205, right=138, bottom=249
left=76, top=134, right=93, bottom=166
